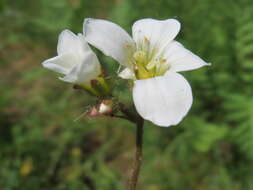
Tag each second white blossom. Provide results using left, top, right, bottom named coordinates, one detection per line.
left=42, top=30, right=101, bottom=85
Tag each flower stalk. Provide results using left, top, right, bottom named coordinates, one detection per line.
left=85, top=99, right=145, bottom=189
left=74, top=77, right=111, bottom=97
left=116, top=102, right=144, bottom=189
left=129, top=117, right=144, bottom=190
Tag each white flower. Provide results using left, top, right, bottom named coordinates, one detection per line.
left=84, top=18, right=210, bottom=127
left=42, top=29, right=101, bottom=85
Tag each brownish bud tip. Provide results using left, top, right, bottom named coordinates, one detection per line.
left=98, top=100, right=113, bottom=115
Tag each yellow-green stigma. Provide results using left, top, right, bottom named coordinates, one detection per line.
left=133, top=50, right=169, bottom=80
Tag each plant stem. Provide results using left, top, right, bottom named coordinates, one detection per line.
left=109, top=101, right=145, bottom=189
left=129, top=117, right=144, bottom=190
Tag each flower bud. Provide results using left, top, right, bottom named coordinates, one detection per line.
left=98, top=100, right=113, bottom=115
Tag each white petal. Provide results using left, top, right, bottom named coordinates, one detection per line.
left=60, top=51, right=101, bottom=84
left=132, top=18, right=180, bottom=52
left=133, top=72, right=193, bottom=127
left=57, top=30, right=90, bottom=58
left=84, top=18, right=135, bottom=67
left=43, top=29, right=102, bottom=84
left=165, top=41, right=210, bottom=72
left=118, top=68, right=135, bottom=79
left=42, top=53, right=77, bottom=75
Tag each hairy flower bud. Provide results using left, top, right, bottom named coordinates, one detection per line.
left=98, top=100, right=113, bottom=115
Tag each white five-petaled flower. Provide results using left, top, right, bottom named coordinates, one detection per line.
left=84, top=18, right=210, bottom=127
left=42, top=30, right=101, bottom=85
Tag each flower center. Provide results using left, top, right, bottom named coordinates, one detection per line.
left=133, top=49, right=169, bottom=80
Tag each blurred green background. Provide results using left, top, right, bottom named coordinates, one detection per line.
left=1, top=0, right=253, bottom=189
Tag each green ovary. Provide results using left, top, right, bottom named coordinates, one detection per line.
left=133, top=50, right=169, bottom=80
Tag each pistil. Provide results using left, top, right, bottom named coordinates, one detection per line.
left=132, top=49, right=169, bottom=79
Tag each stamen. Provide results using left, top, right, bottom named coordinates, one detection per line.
left=132, top=43, right=170, bottom=79
left=146, top=59, right=158, bottom=70
left=160, top=58, right=167, bottom=63
left=125, top=44, right=132, bottom=49
left=144, top=36, right=149, bottom=43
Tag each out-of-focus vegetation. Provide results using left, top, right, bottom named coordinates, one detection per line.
left=1, top=0, right=253, bottom=189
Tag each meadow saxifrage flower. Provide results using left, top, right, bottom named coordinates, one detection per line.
left=83, top=18, right=210, bottom=127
